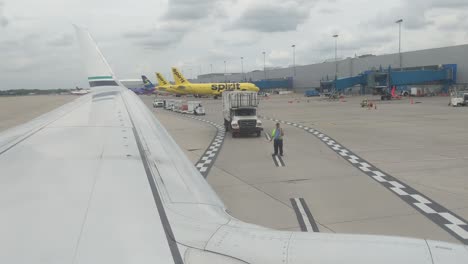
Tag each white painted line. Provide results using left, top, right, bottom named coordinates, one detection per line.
left=373, top=175, right=387, bottom=182
left=390, top=187, right=409, bottom=196
left=294, top=198, right=313, bottom=232
left=275, top=155, right=283, bottom=167
left=199, top=167, right=208, bottom=172
left=439, top=213, right=466, bottom=225
left=339, top=149, right=349, bottom=156
left=411, top=194, right=431, bottom=204
left=358, top=162, right=372, bottom=172
left=388, top=181, right=406, bottom=189
left=359, top=167, right=371, bottom=172
left=348, top=155, right=360, bottom=164
left=445, top=224, right=468, bottom=239
left=372, top=171, right=386, bottom=177
left=414, top=202, right=437, bottom=214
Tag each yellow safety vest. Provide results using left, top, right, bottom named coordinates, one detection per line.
left=271, top=128, right=283, bottom=140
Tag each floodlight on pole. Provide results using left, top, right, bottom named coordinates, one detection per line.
left=291, top=44, right=296, bottom=76
left=262, top=51, right=266, bottom=80
left=240, top=57, right=245, bottom=81
left=332, top=34, right=339, bottom=80
left=224, top=60, right=227, bottom=82
left=395, top=19, right=403, bottom=69
left=209, top=64, right=213, bottom=82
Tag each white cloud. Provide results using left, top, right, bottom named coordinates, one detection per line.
left=0, top=1, right=8, bottom=27
left=229, top=0, right=316, bottom=32
left=0, top=0, right=467, bottom=89
left=47, top=34, right=73, bottom=47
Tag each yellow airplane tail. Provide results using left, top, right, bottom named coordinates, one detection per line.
left=171, top=67, right=190, bottom=85
left=155, top=72, right=169, bottom=86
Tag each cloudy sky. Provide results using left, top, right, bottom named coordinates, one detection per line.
left=1, top=0, right=468, bottom=89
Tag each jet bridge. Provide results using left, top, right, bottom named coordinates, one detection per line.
left=321, top=64, right=457, bottom=95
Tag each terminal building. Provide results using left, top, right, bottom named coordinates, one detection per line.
left=195, top=44, right=468, bottom=94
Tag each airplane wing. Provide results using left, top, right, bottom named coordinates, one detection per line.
left=0, top=26, right=467, bottom=264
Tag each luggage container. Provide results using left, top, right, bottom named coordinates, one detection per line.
left=187, top=101, right=205, bottom=115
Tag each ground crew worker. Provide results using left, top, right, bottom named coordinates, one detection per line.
left=270, top=123, right=284, bottom=156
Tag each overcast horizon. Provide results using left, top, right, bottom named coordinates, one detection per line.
left=1, top=0, right=468, bottom=90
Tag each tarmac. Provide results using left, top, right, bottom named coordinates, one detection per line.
left=1, top=93, right=467, bottom=244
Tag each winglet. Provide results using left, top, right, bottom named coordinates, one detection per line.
left=171, top=67, right=190, bottom=85
left=74, top=25, right=119, bottom=87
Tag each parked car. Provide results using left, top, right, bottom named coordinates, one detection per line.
left=153, top=99, right=164, bottom=108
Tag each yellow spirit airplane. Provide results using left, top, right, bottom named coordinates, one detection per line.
left=155, top=72, right=186, bottom=95
left=171, top=67, right=259, bottom=99
left=141, top=73, right=184, bottom=96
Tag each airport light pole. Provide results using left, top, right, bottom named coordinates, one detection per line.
left=224, top=60, right=227, bottom=82
left=291, top=44, right=296, bottom=77
left=262, top=51, right=266, bottom=80
left=396, top=19, right=403, bottom=69
left=210, top=64, right=213, bottom=82
left=240, top=57, right=245, bottom=81
left=333, top=34, right=339, bottom=80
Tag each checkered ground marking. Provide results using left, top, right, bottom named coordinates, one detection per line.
left=169, top=112, right=226, bottom=178
left=259, top=115, right=468, bottom=244
left=188, top=116, right=226, bottom=178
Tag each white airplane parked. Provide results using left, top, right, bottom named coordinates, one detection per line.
left=0, top=26, right=466, bottom=263
left=70, top=88, right=91, bottom=95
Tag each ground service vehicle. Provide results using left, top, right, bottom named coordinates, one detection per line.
left=187, top=101, right=205, bottom=115
left=172, top=100, right=185, bottom=112
left=305, top=89, right=320, bottom=97
left=164, top=99, right=175, bottom=110
left=450, top=90, right=468, bottom=106
left=223, top=91, right=262, bottom=137
left=153, top=98, right=164, bottom=108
